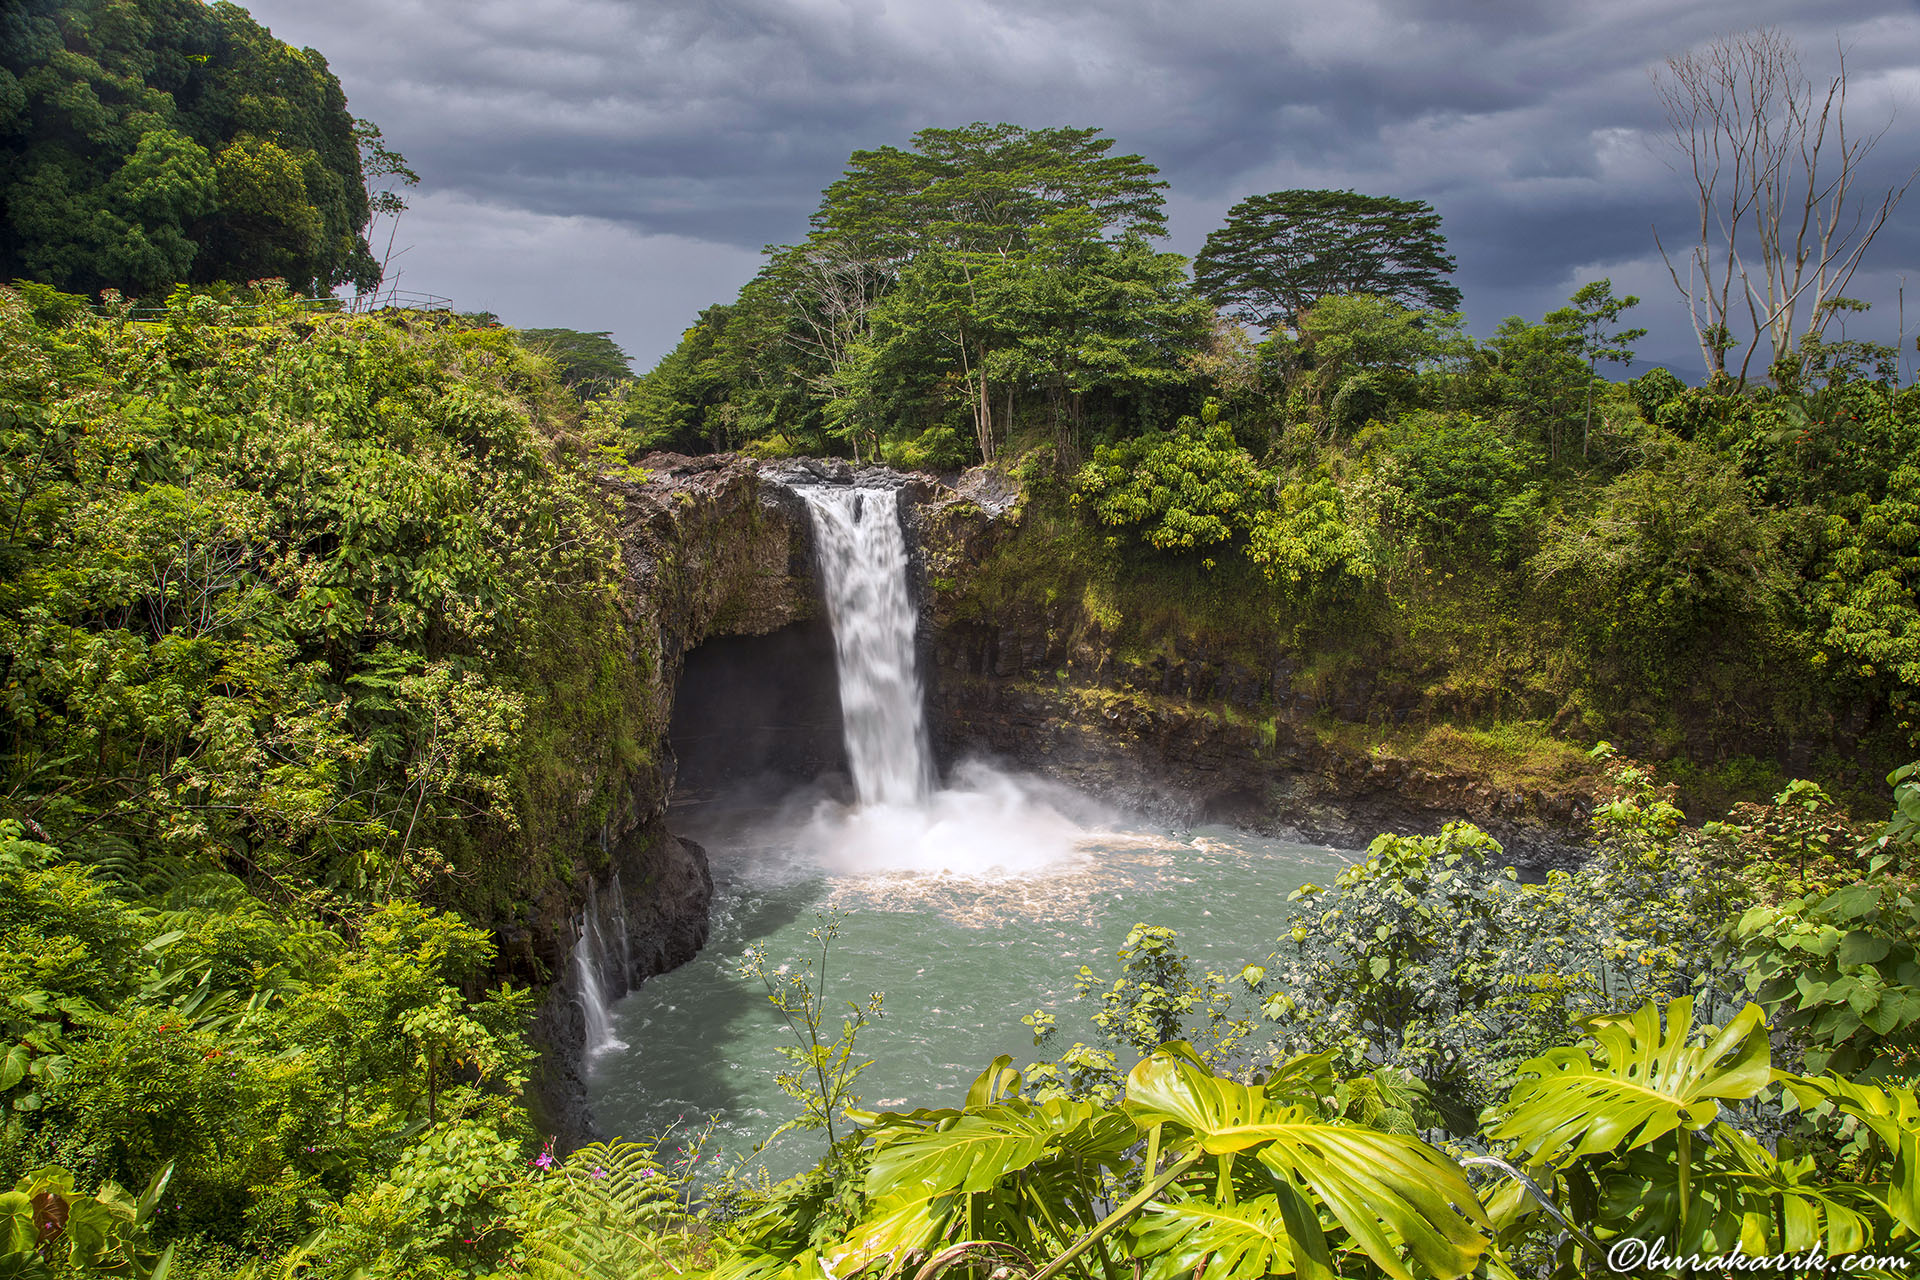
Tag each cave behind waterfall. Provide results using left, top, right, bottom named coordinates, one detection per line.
left=667, top=619, right=849, bottom=807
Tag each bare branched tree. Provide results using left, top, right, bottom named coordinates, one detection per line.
left=1653, top=28, right=1916, bottom=386
left=763, top=239, right=891, bottom=462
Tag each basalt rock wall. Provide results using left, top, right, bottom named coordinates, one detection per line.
left=532, top=453, right=822, bottom=1138
left=913, top=475, right=1594, bottom=868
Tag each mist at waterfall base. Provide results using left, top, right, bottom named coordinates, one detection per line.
left=584, top=486, right=1353, bottom=1179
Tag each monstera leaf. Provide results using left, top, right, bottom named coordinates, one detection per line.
left=1702, top=1125, right=1877, bottom=1255
left=1123, top=1045, right=1491, bottom=1280
left=1490, top=997, right=1771, bottom=1168
left=847, top=1054, right=1026, bottom=1134
left=1129, top=1194, right=1308, bottom=1280
left=838, top=1088, right=1137, bottom=1278
left=822, top=1194, right=959, bottom=1279
left=865, top=1097, right=1130, bottom=1201
left=1780, top=1073, right=1920, bottom=1236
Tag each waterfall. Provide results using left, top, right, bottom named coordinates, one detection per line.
left=798, top=486, right=934, bottom=808
left=610, top=870, right=631, bottom=975
left=573, top=881, right=629, bottom=1057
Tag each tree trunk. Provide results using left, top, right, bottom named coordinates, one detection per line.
left=975, top=344, right=994, bottom=462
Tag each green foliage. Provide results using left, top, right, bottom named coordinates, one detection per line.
left=1530, top=436, right=1788, bottom=692
left=0, top=283, right=632, bottom=902
left=1025, top=924, right=1249, bottom=1104
left=1194, top=190, right=1462, bottom=330
left=634, top=123, right=1199, bottom=466
left=1243, top=474, right=1378, bottom=592
left=1072, top=416, right=1377, bottom=600
left=1487, top=312, right=1588, bottom=461
left=0, top=822, right=535, bottom=1261
left=1552, top=280, right=1647, bottom=460
left=1, top=0, right=384, bottom=296
left=1730, top=763, right=1920, bottom=1078
left=517, top=329, right=635, bottom=398
left=0, top=286, right=654, bottom=1273
left=1482, top=998, right=1918, bottom=1274
left=1275, top=295, right=1472, bottom=433
left=0, top=1162, right=174, bottom=1280
left=1492, top=996, right=1770, bottom=1166
left=1074, top=418, right=1266, bottom=553
left=520, top=1138, right=714, bottom=1280
left=739, top=913, right=885, bottom=1153
left=724, top=1048, right=1491, bottom=1280
left=1252, top=773, right=1738, bottom=1124
left=1379, top=411, right=1542, bottom=562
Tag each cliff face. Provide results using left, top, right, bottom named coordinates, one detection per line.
left=532, top=453, right=819, bottom=1137
left=914, top=477, right=1595, bottom=866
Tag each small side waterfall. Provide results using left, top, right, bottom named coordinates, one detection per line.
left=572, top=880, right=629, bottom=1057
left=798, top=486, right=934, bottom=808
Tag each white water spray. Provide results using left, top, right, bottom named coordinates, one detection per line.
left=798, top=487, right=934, bottom=807
left=791, top=483, right=1097, bottom=877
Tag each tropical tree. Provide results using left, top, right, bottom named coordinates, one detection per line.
left=1275, top=294, right=1471, bottom=432
left=813, top=123, right=1169, bottom=264
left=1, top=0, right=385, bottom=297
left=742, top=123, right=1181, bottom=462
left=1552, top=279, right=1646, bottom=458
left=519, top=328, right=637, bottom=397
left=1194, top=190, right=1462, bottom=333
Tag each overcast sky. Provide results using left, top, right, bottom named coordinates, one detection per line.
left=240, top=0, right=1920, bottom=380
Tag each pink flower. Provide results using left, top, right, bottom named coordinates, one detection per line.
left=533, top=1152, right=554, bottom=1169
left=591, top=1167, right=606, bottom=1178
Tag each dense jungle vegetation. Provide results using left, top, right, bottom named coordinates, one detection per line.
left=1, top=0, right=400, bottom=297
left=5, top=4, right=1920, bottom=1277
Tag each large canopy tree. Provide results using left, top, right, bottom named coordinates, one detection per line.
left=1194, top=190, right=1462, bottom=332
left=1, top=0, right=382, bottom=297
left=804, top=124, right=1183, bottom=460
left=813, top=122, right=1170, bottom=261
left=670, top=123, right=1201, bottom=462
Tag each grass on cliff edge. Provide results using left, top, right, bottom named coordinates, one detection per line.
left=1310, top=717, right=1599, bottom=795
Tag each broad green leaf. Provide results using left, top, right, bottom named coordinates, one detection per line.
left=1839, top=930, right=1892, bottom=965
left=1125, top=1046, right=1489, bottom=1280
left=964, top=1054, right=1022, bottom=1108
left=0, top=1189, right=40, bottom=1258
left=866, top=1100, right=1088, bottom=1200
left=825, top=1194, right=956, bottom=1278
left=1490, top=997, right=1771, bottom=1168
left=1782, top=1073, right=1920, bottom=1177
left=1704, top=1126, right=1877, bottom=1254
left=1827, top=884, right=1883, bottom=920
left=1130, top=1194, right=1299, bottom=1280
left=0, top=1046, right=25, bottom=1093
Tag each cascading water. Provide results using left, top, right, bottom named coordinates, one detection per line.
left=796, top=486, right=933, bottom=808
left=782, top=481, right=1092, bottom=875
left=572, top=881, right=628, bottom=1057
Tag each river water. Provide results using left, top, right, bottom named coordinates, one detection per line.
left=588, top=794, right=1349, bottom=1179
left=585, top=483, right=1352, bottom=1178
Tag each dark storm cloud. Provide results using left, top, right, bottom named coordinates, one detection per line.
left=240, top=0, right=1920, bottom=372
